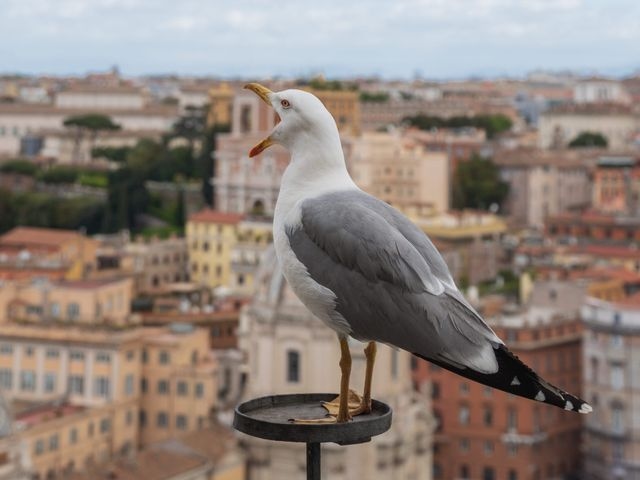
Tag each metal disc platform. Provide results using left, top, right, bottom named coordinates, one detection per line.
left=233, top=393, right=393, bottom=480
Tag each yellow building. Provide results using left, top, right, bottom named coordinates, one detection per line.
left=307, top=88, right=361, bottom=135
left=230, top=217, right=273, bottom=294
left=207, top=83, right=234, bottom=129
left=186, top=210, right=244, bottom=290
left=0, top=227, right=98, bottom=281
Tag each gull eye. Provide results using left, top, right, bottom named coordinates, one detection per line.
left=280, top=99, right=291, bottom=109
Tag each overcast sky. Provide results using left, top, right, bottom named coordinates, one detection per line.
left=2, top=0, right=639, bottom=79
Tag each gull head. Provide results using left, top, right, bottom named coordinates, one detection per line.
left=244, top=83, right=339, bottom=158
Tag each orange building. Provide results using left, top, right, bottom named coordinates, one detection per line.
left=414, top=288, right=584, bottom=480
left=0, top=227, right=98, bottom=281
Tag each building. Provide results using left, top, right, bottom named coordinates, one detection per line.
left=573, top=78, right=631, bottom=105
left=308, top=88, right=361, bottom=135
left=406, top=127, right=486, bottom=174
left=238, top=247, right=435, bottom=480
left=138, top=324, right=217, bottom=446
left=581, top=295, right=640, bottom=479
left=54, top=85, right=147, bottom=111
left=538, top=103, right=638, bottom=150
left=495, top=148, right=595, bottom=228
left=0, top=320, right=219, bottom=477
left=186, top=210, right=244, bottom=289
left=71, top=425, right=245, bottom=480
left=230, top=216, right=273, bottom=294
left=414, top=281, right=585, bottom=480
left=349, top=131, right=450, bottom=214
left=546, top=212, right=640, bottom=244
left=207, top=83, right=234, bottom=128
left=0, top=277, right=135, bottom=327
left=0, top=227, right=99, bottom=281
left=414, top=211, right=507, bottom=285
left=592, top=156, right=640, bottom=215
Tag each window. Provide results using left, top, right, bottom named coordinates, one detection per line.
left=433, top=463, right=442, bottom=479
left=459, top=438, right=470, bottom=453
left=195, top=383, right=204, bottom=398
left=176, top=415, right=188, bottom=430
left=142, top=349, right=148, bottom=363
left=483, top=467, right=495, bottom=480
left=157, top=412, right=168, bottom=428
left=611, top=364, right=624, bottom=390
left=459, top=405, right=470, bottom=425
left=158, top=380, right=169, bottom=394
left=0, top=344, right=12, bottom=355
left=177, top=381, right=188, bottom=396
left=94, top=377, right=110, bottom=398
left=432, top=382, right=440, bottom=399
left=139, top=410, right=146, bottom=427
left=507, top=407, right=518, bottom=431
left=460, top=382, right=470, bottom=395
left=34, top=439, right=45, bottom=455
left=43, top=373, right=56, bottom=393
left=126, top=350, right=135, bottom=361
left=88, top=422, right=94, bottom=437
left=124, top=374, right=134, bottom=396
left=159, top=351, right=170, bottom=365
left=69, top=428, right=78, bottom=444
left=612, top=442, right=624, bottom=460
left=287, top=350, right=300, bottom=383
left=24, top=346, right=34, bottom=356
left=96, top=352, right=111, bottom=364
left=69, top=375, right=84, bottom=395
left=508, top=470, right=518, bottom=480
left=612, top=406, right=624, bottom=434
left=100, top=418, right=110, bottom=433
left=460, top=465, right=470, bottom=479
left=70, top=351, right=85, bottom=361
left=591, top=357, right=599, bottom=384
left=67, top=303, right=80, bottom=319
left=45, top=348, right=59, bottom=358
left=483, top=407, right=493, bottom=426
left=49, top=434, right=59, bottom=451
left=140, top=377, right=147, bottom=393
left=484, top=440, right=494, bottom=456
left=0, top=369, right=12, bottom=389
left=20, top=371, right=36, bottom=391
left=126, top=410, right=133, bottom=426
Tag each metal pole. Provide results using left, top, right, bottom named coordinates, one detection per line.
left=306, top=442, right=321, bottom=480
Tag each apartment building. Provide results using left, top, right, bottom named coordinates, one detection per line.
left=186, top=210, right=243, bottom=289
left=414, top=282, right=585, bottom=480
left=582, top=295, right=640, bottom=479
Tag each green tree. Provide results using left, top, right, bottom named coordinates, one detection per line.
left=63, top=114, right=121, bottom=162
left=37, top=166, right=82, bottom=184
left=0, top=159, right=40, bottom=176
left=91, top=146, right=131, bottom=163
left=453, top=155, right=509, bottom=210
left=0, top=188, right=16, bottom=233
left=568, top=131, right=608, bottom=148
left=403, top=113, right=512, bottom=139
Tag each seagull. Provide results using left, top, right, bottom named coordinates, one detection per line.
left=244, top=83, right=592, bottom=423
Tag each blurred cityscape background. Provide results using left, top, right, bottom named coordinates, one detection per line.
left=1, top=2, right=640, bottom=480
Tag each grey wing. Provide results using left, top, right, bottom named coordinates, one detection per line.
left=287, top=190, right=503, bottom=374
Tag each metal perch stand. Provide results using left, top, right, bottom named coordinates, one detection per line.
left=234, top=393, right=392, bottom=480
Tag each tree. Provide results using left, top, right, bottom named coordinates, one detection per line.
left=568, top=131, right=608, bottom=148
left=453, top=155, right=509, bottom=210
left=63, top=114, right=121, bottom=163
left=403, top=113, right=512, bottom=139
left=0, top=159, right=39, bottom=176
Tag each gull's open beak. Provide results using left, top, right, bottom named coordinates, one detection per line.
left=244, top=83, right=276, bottom=157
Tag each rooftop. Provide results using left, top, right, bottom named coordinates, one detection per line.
left=0, top=226, right=87, bottom=249
left=188, top=209, right=244, bottom=225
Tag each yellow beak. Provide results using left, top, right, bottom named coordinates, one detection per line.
left=244, top=83, right=276, bottom=157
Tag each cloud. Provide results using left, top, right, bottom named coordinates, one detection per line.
left=2, top=0, right=639, bottom=77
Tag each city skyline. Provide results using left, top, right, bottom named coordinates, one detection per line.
left=3, top=0, right=640, bottom=79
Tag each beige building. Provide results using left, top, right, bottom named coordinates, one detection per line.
left=238, top=248, right=435, bottom=480
left=581, top=295, right=640, bottom=480
left=495, top=148, right=595, bottom=228
left=0, top=321, right=219, bottom=478
left=349, top=131, right=450, bottom=214
left=0, top=277, right=135, bottom=327
left=538, top=103, right=638, bottom=150
left=139, top=324, right=217, bottom=446
left=229, top=217, right=273, bottom=294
